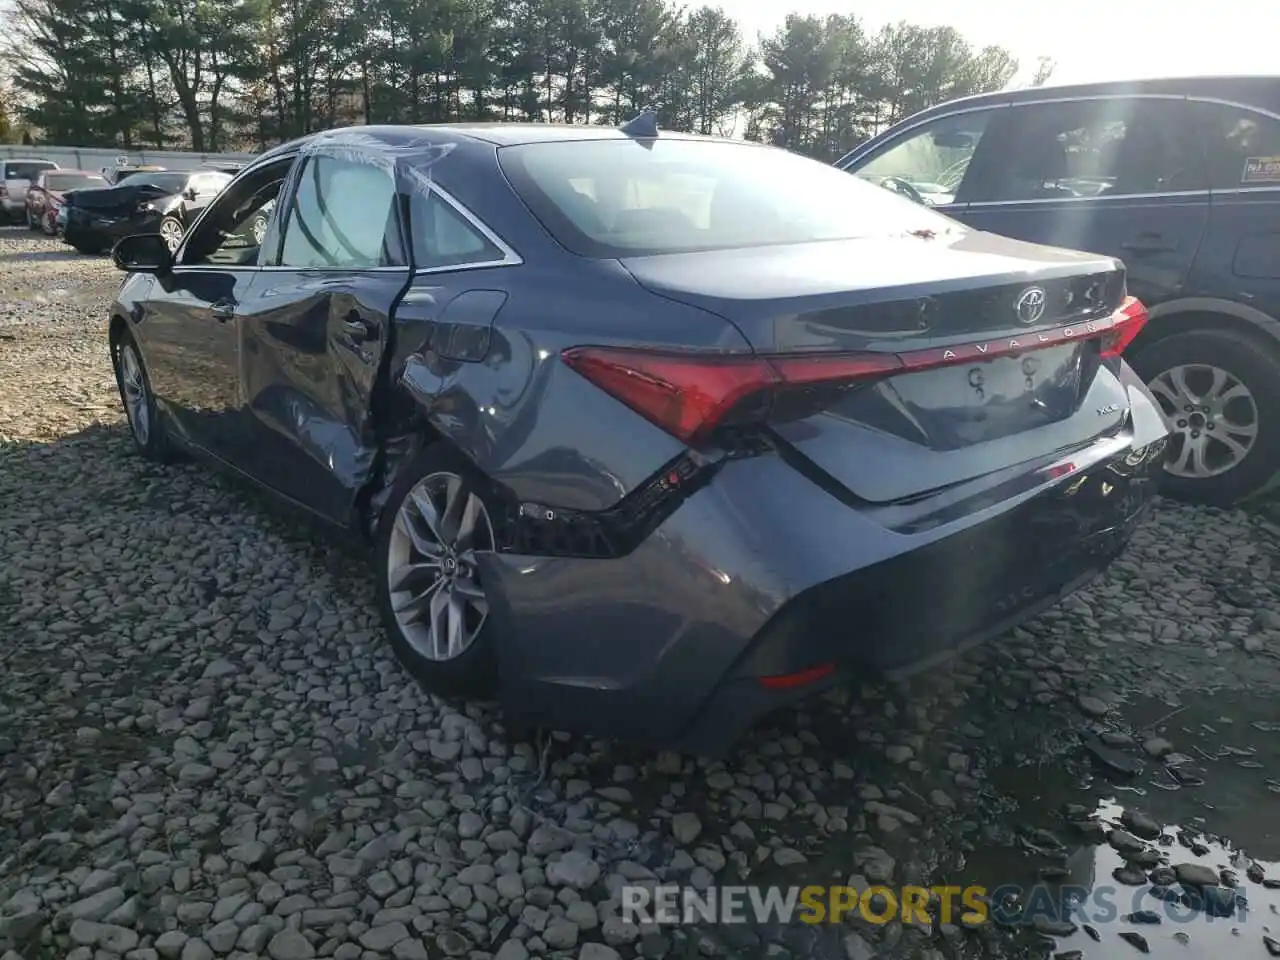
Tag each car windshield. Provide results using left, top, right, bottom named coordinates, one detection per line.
left=116, top=172, right=187, bottom=191
left=497, top=138, right=956, bottom=258
left=45, top=174, right=105, bottom=191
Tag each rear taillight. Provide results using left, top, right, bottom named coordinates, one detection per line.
left=1098, top=296, right=1148, bottom=359
left=563, top=295, right=1150, bottom=446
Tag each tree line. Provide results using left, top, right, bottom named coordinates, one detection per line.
left=0, top=0, right=1052, bottom=160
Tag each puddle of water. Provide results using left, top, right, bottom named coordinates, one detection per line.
left=965, top=688, right=1280, bottom=958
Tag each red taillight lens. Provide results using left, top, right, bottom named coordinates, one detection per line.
left=563, top=295, right=1150, bottom=445
left=1099, top=296, right=1148, bottom=359
left=559, top=348, right=777, bottom=444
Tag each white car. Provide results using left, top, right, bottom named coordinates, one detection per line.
left=1, top=159, right=59, bottom=223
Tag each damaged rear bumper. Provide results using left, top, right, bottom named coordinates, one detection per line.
left=483, top=423, right=1167, bottom=758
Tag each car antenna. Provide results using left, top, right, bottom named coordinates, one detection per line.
left=620, top=109, right=659, bottom=139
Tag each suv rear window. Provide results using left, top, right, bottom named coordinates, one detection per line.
left=498, top=138, right=953, bottom=258
left=4, top=162, right=56, bottom=181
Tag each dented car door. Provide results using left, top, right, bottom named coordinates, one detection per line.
left=236, top=146, right=411, bottom=525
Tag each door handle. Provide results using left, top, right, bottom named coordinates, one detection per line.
left=210, top=300, right=235, bottom=322
left=1120, top=235, right=1178, bottom=254
left=341, top=314, right=376, bottom=341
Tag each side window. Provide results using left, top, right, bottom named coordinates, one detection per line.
left=410, top=191, right=504, bottom=269
left=280, top=154, right=402, bottom=269
left=968, top=98, right=1204, bottom=203
left=192, top=173, right=228, bottom=195
left=1191, top=102, right=1280, bottom=189
left=847, top=110, right=996, bottom=206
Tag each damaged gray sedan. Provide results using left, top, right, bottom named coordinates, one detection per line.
left=107, top=119, right=1168, bottom=756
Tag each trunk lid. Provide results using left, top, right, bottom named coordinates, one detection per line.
left=621, top=231, right=1134, bottom=503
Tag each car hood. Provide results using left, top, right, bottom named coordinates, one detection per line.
left=64, top=183, right=179, bottom=212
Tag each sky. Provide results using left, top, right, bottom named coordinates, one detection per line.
left=720, top=0, right=1280, bottom=88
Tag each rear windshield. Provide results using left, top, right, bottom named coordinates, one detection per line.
left=45, top=174, right=105, bottom=191
left=4, top=161, right=57, bottom=181
left=116, top=172, right=187, bottom=191
left=498, top=138, right=955, bottom=258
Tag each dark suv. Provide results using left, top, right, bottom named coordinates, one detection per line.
left=837, top=76, right=1280, bottom=506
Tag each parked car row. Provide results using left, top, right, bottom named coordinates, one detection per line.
left=56, top=168, right=233, bottom=254
left=838, top=74, right=1280, bottom=508
left=4, top=156, right=238, bottom=255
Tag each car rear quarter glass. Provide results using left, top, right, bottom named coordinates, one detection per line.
left=408, top=192, right=504, bottom=269
left=498, top=138, right=954, bottom=258
left=1189, top=100, right=1280, bottom=189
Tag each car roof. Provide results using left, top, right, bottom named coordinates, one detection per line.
left=911, top=74, right=1280, bottom=116
left=257, top=122, right=739, bottom=161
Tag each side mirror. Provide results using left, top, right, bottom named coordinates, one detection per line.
left=112, top=233, right=173, bottom=274
left=185, top=187, right=198, bottom=200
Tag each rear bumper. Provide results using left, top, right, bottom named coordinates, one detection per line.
left=487, top=376, right=1169, bottom=757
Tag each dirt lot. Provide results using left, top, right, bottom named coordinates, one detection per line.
left=2, top=225, right=1280, bottom=960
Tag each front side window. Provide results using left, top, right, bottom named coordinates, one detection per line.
left=279, top=154, right=401, bottom=268
left=499, top=138, right=955, bottom=259
left=1191, top=101, right=1280, bottom=189
left=180, top=158, right=293, bottom=267
left=969, top=98, right=1204, bottom=203
left=848, top=110, right=995, bottom=207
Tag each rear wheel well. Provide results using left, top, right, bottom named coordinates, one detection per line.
left=1132, top=309, right=1280, bottom=363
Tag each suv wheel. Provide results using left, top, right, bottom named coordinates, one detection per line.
left=1129, top=328, right=1280, bottom=506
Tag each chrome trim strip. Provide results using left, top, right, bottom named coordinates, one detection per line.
left=966, top=189, right=1211, bottom=209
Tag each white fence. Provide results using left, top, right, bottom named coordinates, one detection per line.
left=0, top=144, right=258, bottom=174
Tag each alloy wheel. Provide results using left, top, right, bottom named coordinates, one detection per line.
left=386, top=472, right=493, bottom=662
left=118, top=343, right=151, bottom=446
left=1148, top=363, right=1259, bottom=479
left=252, top=216, right=267, bottom=245
left=159, top=218, right=184, bottom=253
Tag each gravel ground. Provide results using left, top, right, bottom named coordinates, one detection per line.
left=2, top=225, right=1280, bottom=960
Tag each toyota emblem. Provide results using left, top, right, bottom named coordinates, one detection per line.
left=1015, top=286, right=1047, bottom=325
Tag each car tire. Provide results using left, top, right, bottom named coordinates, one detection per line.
left=26, top=209, right=39, bottom=230
left=159, top=217, right=184, bottom=253
left=111, top=331, right=172, bottom=462
left=1128, top=327, right=1280, bottom=506
left=373, top=443, right=501, bottom=700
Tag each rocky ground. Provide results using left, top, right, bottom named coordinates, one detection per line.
left=2, top=225, right=1280, bottom=960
